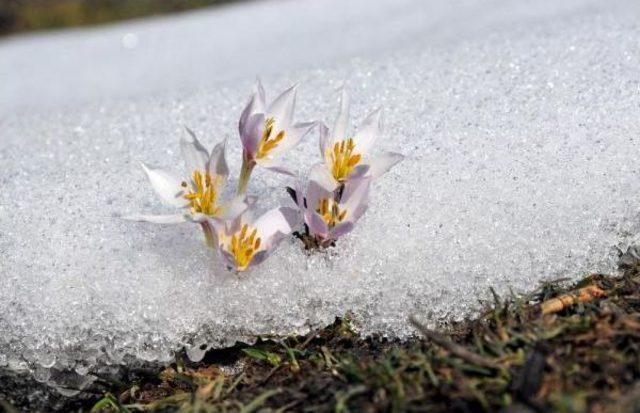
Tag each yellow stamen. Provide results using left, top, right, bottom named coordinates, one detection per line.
left=182, top=170, right=222, bottom=216
left=326, top=138, right=361, bottom=182
left=256, top=117, right=286, bottom=159
left=316, top=198, right=347, bottom=229
left=226, top=224, right=262, bottom=271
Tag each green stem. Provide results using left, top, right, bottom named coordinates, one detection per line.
left=200, top=221, right=216, bottom=250
left=237, top=156, right=256, bottom=195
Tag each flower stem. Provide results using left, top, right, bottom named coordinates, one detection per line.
left=237, top=155, right=256, bottom=195
left=200, top=221, right=216, bottom=250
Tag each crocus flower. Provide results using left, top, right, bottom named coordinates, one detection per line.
left=295, top=165, right=371, bottom=246
left=131, top=127, right=248, bottom=247
left=208, top=206, right=300, bottom=272
left=319, top=90, right=404, bottom=186
left=237, top=79, right=315, bottom=194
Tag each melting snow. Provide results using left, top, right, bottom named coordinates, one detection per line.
left=1, top=0, right=639, bottom=394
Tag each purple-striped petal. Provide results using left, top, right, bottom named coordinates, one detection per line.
left=208, top=138, right=230, bottom=182
left=306, top=211, right=329, bottom=238
left=330, top=221, right=355, bottom=239
left=240, top=113, right=265, bottom=159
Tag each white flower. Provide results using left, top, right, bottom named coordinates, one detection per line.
left=295, top=165, right=370, bottom=245
left=319, top=89, right=404, bottom=185
left=208, top=206, right=300, bottom=272
left=131, top=127, right=248, bottom=231
left=237, top=79, right=315, bottom=193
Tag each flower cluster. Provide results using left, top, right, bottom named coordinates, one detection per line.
left=132, top=81, right=403, bottom=272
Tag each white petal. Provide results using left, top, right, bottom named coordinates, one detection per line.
left=256, top=158, right=295, bottom=176
left=207, top=216, right=227, bottom=239
left=341, top=177, right=371, bottom=222
left=267, top=84, right=297, bottom=130
left=333, top=88, right=350, bottom=141
left=218, top=196, right=249, bottom=220
left=140, top=162, right=189, bottom=207
left=318, top=122, right=331, bottom=162
left=208, top=138, right=230, bottom=182
left=186, top=212, right=209, bottom=223
left=181, top=126, right=210, bottom=174
left=238, top=79, right=266, bottom=136
left=309, top=163, right=338, bottom=192
left=231, top=208, right=253, bottom=234
left=366, top=151, right=404, bottom=179
left=254, top=77, right=266, bottom=112
left=354, top=107, right=382, bottom=155
left=307, top=164, right=337, bottom=210
left=254, top=206, right=299, bottom=245
left=123, top=213, right=187, bottom=224
left=269, top=121, right=315, bottom=157
left=239, top=94, right=258, bottom=138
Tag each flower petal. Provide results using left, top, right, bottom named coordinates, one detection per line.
left=309, top=163, right=338, bottom=192
left=267, top=84, right=297, bottom=130
left=330, top=221, right=355, bottom=239
left=269, top=121, right=315, bottom=157
left=256, top=158, right=295, bottom=176
left=318, top=121, right=331, bottom=162
left=349, top=164, right=370, bottom=180
left=293, top=179, right=306, bottom=210
left=140, top=162, right=189, bottom=207
left=366, top=151, right=404, bottom=179
left=186, top=212, right=209, bottom=223
left=306, top=211, right=329, bottom=238
left=238, top=79, right=266, bottom=135
left=218, top=196, right=249, bottom=220
left=254, top=78, right=266, bottom=112
left=254, top=206, right=299, bottom=245
left=333, top=88, right=350, bottom=142
left=124, top=213, right=187, bottom=224
left=181, top=126, right=210, bottom=174
left=208, top=138, right=230, bottom=182
left=306, top=164, right=336, bottom=211
left=354, top=107, right=382, bottom=155
left=246, top=249, right=270, bottom=270
left=341, top=177, right=371, bottom=222
left=240, top=113, right=265, bottom=159
left=219, top=249, right=239, bottom=271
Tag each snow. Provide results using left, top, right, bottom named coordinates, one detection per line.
left=1, top=0, right=640, bottom=394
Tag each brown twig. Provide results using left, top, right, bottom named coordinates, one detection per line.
left=540, top=285, right=605, bottom=315
left=409, top=316, right=500, bottom=370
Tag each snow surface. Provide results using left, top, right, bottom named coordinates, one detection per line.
left=1, top=0, right=640, bottom=394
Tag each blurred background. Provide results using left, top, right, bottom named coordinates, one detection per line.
left=0, top=0, right=233, bottom=35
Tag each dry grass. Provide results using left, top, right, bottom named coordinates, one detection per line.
left=77, top=249, right=640, bottom=413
